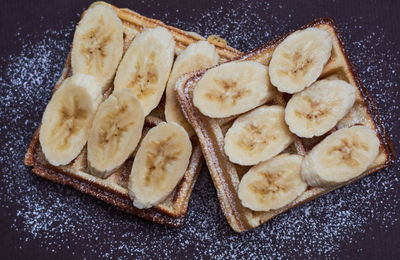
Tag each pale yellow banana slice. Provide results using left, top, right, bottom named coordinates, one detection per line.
left=269, top=28, right=332, bottom=94
left=39, top=74, right=102, bottom=166
left=302, top=126, right=380, bottom=186
left=114, top=26, right=175, bottom=115
left=128, top=122, right=192, bottom=209
left=285, top=79, right=356, bottom=138
left=224, top=105, right=294, bottom=166
left=238, top=153, right=307, bottom=212
left=193, top=61, right=273, bottom=118
left=165, top=41, right=219, bottom=135
left=87, top=89, right=145, bottom=178
left=71, top=4, right=124, bottom=90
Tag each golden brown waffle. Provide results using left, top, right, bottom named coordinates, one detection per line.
left=176, top=18, right=395, bottom=232
left=24, top=2, right=242, bottom=226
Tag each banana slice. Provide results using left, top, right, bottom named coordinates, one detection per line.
left=39, top=74, right=102, bottom=166
left=193, top=61, right=273, bottom=118
left=238, top=153, right=307, bottom=212
left=165, top=41, right=219, bottom=135
left=128, top=122, right=192, bottom=209
left=269, top=28, right=332, bottom=94
left=114, top=26, right=175, bottom=115
left=224, top=105, right=294, bottom=166
left=302, top=126, right=380, bottom=186
left=285, top=79, right=356, bottom=138
left=87, top=90, right=145, bottom=178
left=71, top=4, right=124, bottom=90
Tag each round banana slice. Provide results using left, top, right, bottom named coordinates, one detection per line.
left=39, top=74, right=102, bottom=166
left=71, top=4, right=124, bottom=90
left=285, top=79, right=356, bottom=138
left=165, top=40, right=219, bottom=136
left=87, top=90, right=145, bottom=178
left=238, top=153, right=307, bottom=212
left=193, top=61, right=273, bottom=118
left=224, top=105, right=294, bottom=166
left=114, top=26, right=175, bottom=115
left=128, top=122, right=192, bottom=209
left=269, top=28, right=332, bottom=94
left=302, top=125, right=380, bottom=187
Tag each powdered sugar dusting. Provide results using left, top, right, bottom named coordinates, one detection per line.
left=1, top=1, right=399, bottom=258
left=170, top=1, right=292, bottom=51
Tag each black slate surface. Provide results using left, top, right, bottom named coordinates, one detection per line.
left=1, top=0, right=399, bottom=259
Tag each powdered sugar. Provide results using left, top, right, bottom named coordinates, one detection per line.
left=1, top=1, right=399, bottom=258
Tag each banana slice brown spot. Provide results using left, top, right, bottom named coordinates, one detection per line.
left=249, top=171, right=288, bottom=203
left=97, top=107, right=133, bottom=146
left=278, top=51, right=313, bottom=78
left=204, top=79, right=249, bottom=106
left=81, top=18, right=113, bottom=73
left=129, top=55, right=159, bottom=98
left=53, top=103, right=88, bottom=150
left=294, top=96, right=328, bottom=120
left=327, top=135, right=370, bottom=168
left=236, top=122, right=276, bottom=151
left=144, top=134, right=182, bottom=185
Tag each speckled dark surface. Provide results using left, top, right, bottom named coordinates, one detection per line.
left=1, top=0, right=399, bottom=259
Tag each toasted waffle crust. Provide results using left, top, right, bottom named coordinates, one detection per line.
left=24, top=2, right=242, bottom=226
left=176, top=18, right=395, bottom=231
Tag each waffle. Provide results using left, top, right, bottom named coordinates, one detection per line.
left=176, top=18, right=395, bottom=232
left=24, top=2, right=242, bottom=226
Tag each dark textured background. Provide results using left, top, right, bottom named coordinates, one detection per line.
left=1, top=0, right=399, bottom=259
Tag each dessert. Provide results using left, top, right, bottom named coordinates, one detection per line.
left=24, top=1, right=241, bottom=226
left=176, top=18, right=394, bottom=232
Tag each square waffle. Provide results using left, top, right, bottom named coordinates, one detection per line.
left=176, top=18, right=395, bottom=231
left=24, top=2, right=241, bottom=226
